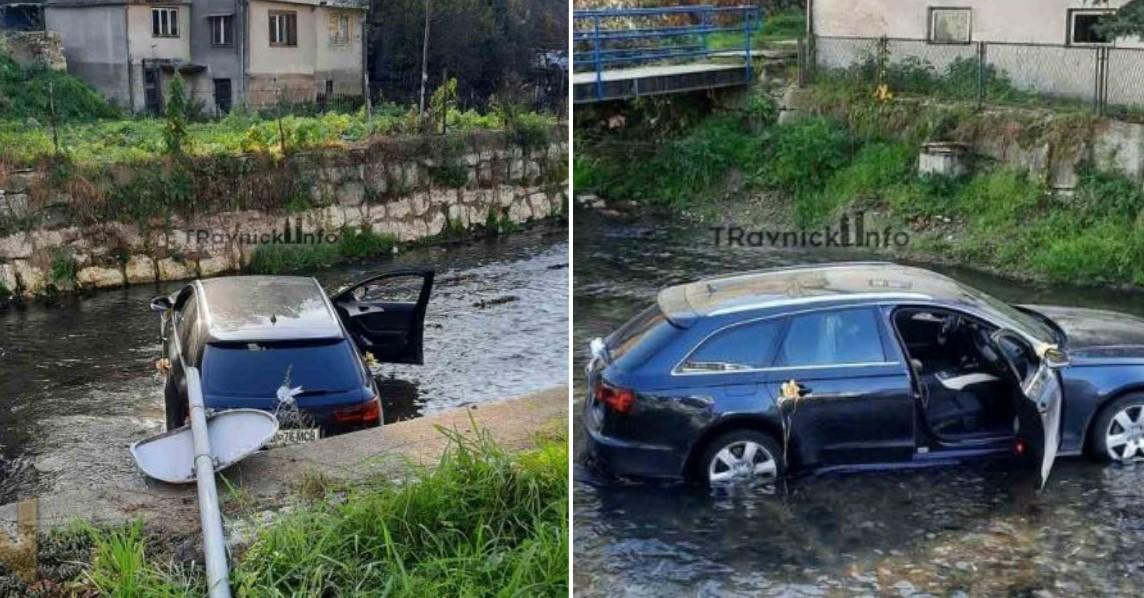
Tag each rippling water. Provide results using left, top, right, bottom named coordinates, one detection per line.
left=0, top=226, right=568, bottom=503
left=573, top=211, right=1144, bottom=596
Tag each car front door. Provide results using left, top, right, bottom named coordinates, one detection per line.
left=332, top=268, right=434, bottom=365
left=764, top=307, right=916, bottom=467
left=994, top=329, right=1063, bottom=488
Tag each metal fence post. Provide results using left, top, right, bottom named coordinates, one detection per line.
left=593, top=14, right=603, bottom=102
left=743, top=7, right=754, bottom=84
left=877, top=36, right=888, bottom=89
left=976, top=41, right=986, bottom=109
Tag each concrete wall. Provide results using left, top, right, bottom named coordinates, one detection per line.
left=813, top=0, right=1138, bottom=46
left=45, top=5, right=131, bottom=108
left=0, top=132, right=568, bottom=296
left=189, top=0, right=245, bottom=115
left=125, top=3, right=191, bottom=62
left=313, top=6, right=362, bottom=97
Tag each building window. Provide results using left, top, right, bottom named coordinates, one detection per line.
left=330, top=14, right=351, bottom=46
left=929, top=8, right=971, bottom=44
left=1070, top=10, right=1115, bottom=46
left=152, top=7, right=179, bottom=38
left=210, top=15, right=234, bottom=47
left=269, top=11, right=298, bottom=47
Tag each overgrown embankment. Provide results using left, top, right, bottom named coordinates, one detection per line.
left=1, top=427, right=567, bottom=596
left=575, top=90, right=1144, bottom=288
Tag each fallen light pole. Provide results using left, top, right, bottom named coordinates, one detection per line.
left=131, top=367, right=279, bottom=598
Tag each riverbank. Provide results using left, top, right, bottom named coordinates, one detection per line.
left=574, top=90, right=1144, bottom=290
left=0, top=386, right=568, bottom=595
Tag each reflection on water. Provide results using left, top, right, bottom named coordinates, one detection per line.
left=0, top=226, right=568, bottom=503
left=573, top=212, right=1144, bottom=596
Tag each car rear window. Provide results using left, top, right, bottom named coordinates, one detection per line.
left=607, top=304, right=678, bottom=371
left=202, top=339, right=362, bottom=397
left=680, top=319, right=782, bottom=372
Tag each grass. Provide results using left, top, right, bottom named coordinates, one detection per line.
left=246, top=227, right=399, bottom=275
left=0, top=106, right=557, bottom=168
left=707, top=8, right=806, bottom=50
left=577, top=104, right=1144, bottom=287
left=59, top=426, right=568, bottom=597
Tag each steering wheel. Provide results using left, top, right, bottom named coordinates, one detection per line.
left=971, top=325, right=1006, bottom=373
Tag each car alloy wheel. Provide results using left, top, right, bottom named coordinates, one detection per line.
left=707, top=440, right=778, bottom=484
left=1106, top=404, right=1144, bottom=462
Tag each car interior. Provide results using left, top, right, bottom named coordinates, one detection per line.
left=892, top=308, right=1024, bottom=444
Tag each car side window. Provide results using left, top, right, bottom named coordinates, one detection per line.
left=777, top=308, right=885, bottom=367
left=680, top=320, right=782, bottom=372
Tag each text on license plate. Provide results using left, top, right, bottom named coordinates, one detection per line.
left=268, top=428, right=320, bottom=447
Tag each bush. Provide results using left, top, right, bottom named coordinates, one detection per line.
left=247, top=243, right=339, bottom=274
left=507, top=112, right=553, bottom=152
left=337, top=228, right=397, bottom=259
left=761, top=117, right=851, bottom=194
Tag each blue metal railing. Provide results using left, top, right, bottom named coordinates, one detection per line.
left=573, top=5, right=762, bottom=101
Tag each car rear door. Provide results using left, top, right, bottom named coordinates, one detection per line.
left=763, top=307, right=916, bottom=467
left=332, top=268, right=434, bottom=365
left=995, top=330, right=1063, bottom=488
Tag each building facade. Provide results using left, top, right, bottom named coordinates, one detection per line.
left=44, top=0, right=364, bottom=114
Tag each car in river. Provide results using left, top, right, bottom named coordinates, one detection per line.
left=584, top=262, right=1144, bottom=488
left=150, top=269, right=433, bottom=445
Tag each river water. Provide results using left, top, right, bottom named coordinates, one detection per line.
left=0, top=226, right=568, bottom=504
left=573, top=211, right=1144, bottom=596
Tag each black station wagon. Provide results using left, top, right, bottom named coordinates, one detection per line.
left=584, top=263, right=1144, bottom=488
left=151, top=269, right=433, bottom=444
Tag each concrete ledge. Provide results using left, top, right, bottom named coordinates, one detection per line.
left=0, top=386, right=568, bottom=538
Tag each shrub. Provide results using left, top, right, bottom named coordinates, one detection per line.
left=761, top=117, right=851, bottom=194
left=337, top=228, right=397, bottom=259
left=507, top=112, right=553, bottom=153
left=247, top=243, right=339, bottom=274
left=164, top=75, right=189, bottom=156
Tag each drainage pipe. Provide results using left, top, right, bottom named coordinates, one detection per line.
left=186, top=367, right=232, bottom=598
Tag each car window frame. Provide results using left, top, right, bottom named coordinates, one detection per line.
left=672, top=304, right=903, bottom=377
left=773, top=306, right=894, bottom=370
left=675, top=316, right=786, bottom=374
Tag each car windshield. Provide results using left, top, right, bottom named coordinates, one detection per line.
left=957, top=283, right=1056, bottom=343
left=202, top=339, right=362, bottom=398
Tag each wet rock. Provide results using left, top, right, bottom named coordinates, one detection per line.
left=198, top=255, right=232, bottom=278
left=0, top=263, right=16, bottom=294
left=156, top=258, right=194, bottom=282
left=125, top=255, right=156, bottom=284
left=76, top=265, right=125, bottom=289
left=576, top=194, right=606, bottom=210
left=12, top=260, right=44, bottom=295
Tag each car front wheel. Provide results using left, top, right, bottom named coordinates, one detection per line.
left=1092, top=393, right=1144, bottom=463
left=699, top=430, right=785, bottom=486
left=164, top=375, right=188, bottom=431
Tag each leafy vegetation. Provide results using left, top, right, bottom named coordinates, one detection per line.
left=34, top=427, right=568, bottom=596
left=707, top=8, right=807, bottom=49
left=246, top=227, right=399, bottom=275
left=577, top=105, right=1144, bottom=287
left=0, top=51, right=120, bottom=121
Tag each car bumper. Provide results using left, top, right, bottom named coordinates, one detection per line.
left=585, top=427, right=686, bottom=480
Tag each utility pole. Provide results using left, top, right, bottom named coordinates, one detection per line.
left=418, top=0, right=431, bottom=115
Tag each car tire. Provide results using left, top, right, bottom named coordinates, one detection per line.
left=699, top=429, right=785, bottom=486
left=1090, top=393, right=1144, bottom=463
left=164, top=375, right=188, bottom=431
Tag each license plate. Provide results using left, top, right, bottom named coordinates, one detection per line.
left=267, top=428, right=320, bottom=448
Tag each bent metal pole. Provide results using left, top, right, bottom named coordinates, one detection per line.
left=185, top=367, right=233, bottom=598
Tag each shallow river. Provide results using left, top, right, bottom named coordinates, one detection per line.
left=573, top=211, right=1144, bottom=596
left=0, top=226, right=568, bottom=503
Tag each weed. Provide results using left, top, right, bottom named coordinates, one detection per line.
left=247, top=243, right=339, bottom=275
left=337, top=227, right=397, bottom=259
left=49, top=249, right=76, bottom=285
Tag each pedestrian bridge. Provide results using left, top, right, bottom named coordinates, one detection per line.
left=573, top=5, right=761, bottom=103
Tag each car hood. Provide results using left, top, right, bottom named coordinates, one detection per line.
left=1025, top=304, right=1144, bottom=361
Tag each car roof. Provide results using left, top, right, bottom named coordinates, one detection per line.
left=196, top=276, right=345, bottom=343
left=657, top=262, right=972, bottom=326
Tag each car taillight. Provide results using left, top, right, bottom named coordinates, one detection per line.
left=335, top=397, right=382, bottom=425
left=594, top=383, right=635, bottom=414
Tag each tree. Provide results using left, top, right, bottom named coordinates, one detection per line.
left=164, top=74, right=188, bottom=156
left=1097, top=1, right=1144, bottom=39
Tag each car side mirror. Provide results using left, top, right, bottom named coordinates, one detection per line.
left=1042, top=347, right=1070, bottom=369
left=150, top=296, right=173, bottom=313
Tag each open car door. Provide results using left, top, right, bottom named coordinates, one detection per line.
left=994, top=329, right=1063, bottom=488
left=332, top=267, right=434, bottom=365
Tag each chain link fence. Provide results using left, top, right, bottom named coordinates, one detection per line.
left=805, top=35, right=1144, bottom=118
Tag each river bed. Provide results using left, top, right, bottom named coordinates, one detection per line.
left=572, top=211, right=1144, bottom=596
left=0, top=226, right=568, bottom=504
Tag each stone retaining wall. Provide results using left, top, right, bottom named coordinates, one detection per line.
left=0, top=130, right=567, bottom=297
